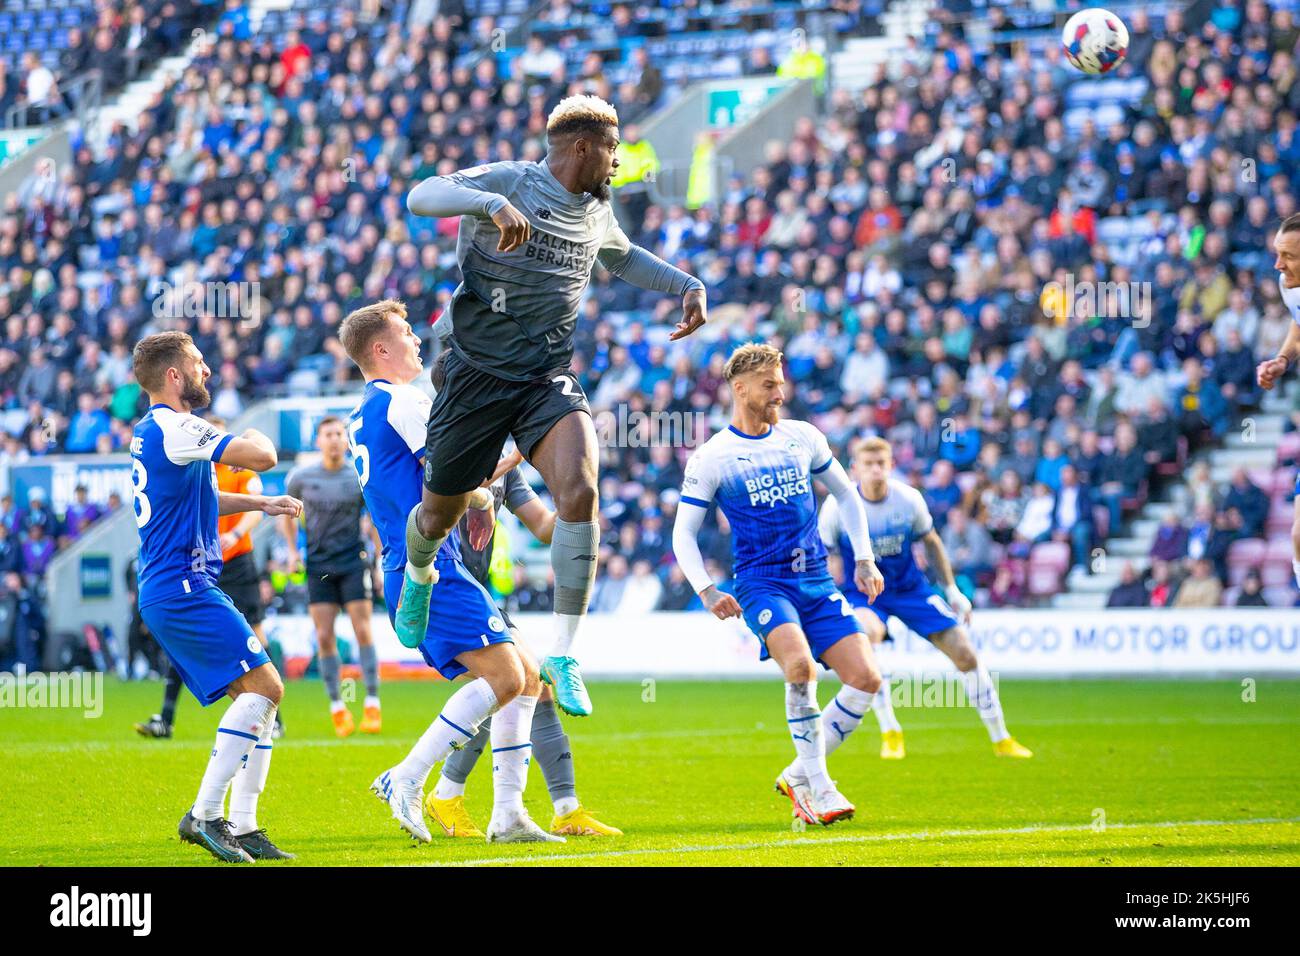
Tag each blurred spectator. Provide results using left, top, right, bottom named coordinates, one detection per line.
left=1051, top=465, right=1095, bottom=573
left=1173, top=558, right=1224, bottom=608
left=1150, top=512, right=1189, bottom=563
left=1223, top=469, right=1270, bottom=538
left=1236, top=570, right=1270, bottom=607
left=1107, top=562, right=1150, bottom=608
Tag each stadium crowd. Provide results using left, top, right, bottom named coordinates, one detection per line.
left=2, top=0, right=1300, bottom=652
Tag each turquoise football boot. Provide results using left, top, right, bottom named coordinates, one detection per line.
left=394, top=571, right=435, bottom=649
left=540, top=655, right=592, bottom=717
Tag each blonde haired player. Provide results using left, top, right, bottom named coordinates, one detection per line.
left=821, top=437, right=1031, bottom=759
left=672, top=344, right=886, bottom=826
left=1254, top=213, right=1300, bottom=588
left=398, top=94, right=708, bottom=718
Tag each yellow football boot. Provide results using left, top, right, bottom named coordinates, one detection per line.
left=994, top=737, right=1034, bottom=758
left=880, top=729, right=906, bottom=759
left=425, top=794, right=485, bottom=838
left=550, top=807, right=623, bottom=837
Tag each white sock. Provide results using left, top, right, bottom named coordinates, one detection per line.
left=872, top=674, right=902, bottom=733
left=962, top=664, right=1009, bottom=742
left=406, top=559, right=435, bottom=585
left=491, top=694, right=537, bottom=814
left=433, top=775, right=465, bottom=800
left=365, top=695, right=381, bottom=710
left=821, top=685, right=875, bottom=758
left=395, top=678, right=497, bottom=787
left=553, top=795, right=580, bottom=816
left=551, top=613, right=582, bottom=657
left=192, top=693, right=276, bottom=821
left=785, top=681, right=833, bottom=794
left=229, top=708, right=275, bottom=835
left=330, top=699, right=346, bottom=714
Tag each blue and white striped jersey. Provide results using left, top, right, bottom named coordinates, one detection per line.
left=131, top=404, right=234, bottom=607
left=347, top=379, right=460, bottom=573
left=679, top=420, right=834, bottom=580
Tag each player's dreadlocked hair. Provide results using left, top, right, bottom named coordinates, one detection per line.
left=546, top=95, right=619, bottom=140
left=724, top=343, right=783, bottom=381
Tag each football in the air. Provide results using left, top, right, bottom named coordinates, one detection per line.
left=1061, top=8, right=1130, bottom=75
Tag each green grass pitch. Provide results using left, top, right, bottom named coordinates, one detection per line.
left=2, top=678, right=1298, bottom=867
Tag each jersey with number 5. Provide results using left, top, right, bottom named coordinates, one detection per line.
left=131, top=404, right=234, bottom=607
left=348, top=379, right=460, bottom=572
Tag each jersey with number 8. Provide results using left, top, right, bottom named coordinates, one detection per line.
left=131, top=403, right=234, bottom=607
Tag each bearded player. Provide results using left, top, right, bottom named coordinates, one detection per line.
left=820, top=438, right=1032, bottom=760
left=1255, top=213, right=1300, bottom=588
left=672, top=344, right=885, bottom=826
left=398, top=94, right=707, bottom=718
left=130, top=332, right=302, bottom=862
left=135, top=421, right=285, bottom=742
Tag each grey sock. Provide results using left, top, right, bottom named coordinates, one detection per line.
left=405, top=505, right=446, bottom=570
left=441, top=717, right=491, bottom=785
left=319, top=652, right=342, bottom=703
left=531, top=699, right=577, bottom=804
left=551, top=518, right=599, bottom=615
left=358, top=643, right=380, bottom=699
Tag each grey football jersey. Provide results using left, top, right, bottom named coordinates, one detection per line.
left=411, top=160, right=700, bottom=381
left=458, top=467, right=539, bottom=584
left=285, top=462, right=368, bottom=573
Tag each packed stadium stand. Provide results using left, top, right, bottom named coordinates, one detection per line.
left=2, top=0, right=1300, bottom=670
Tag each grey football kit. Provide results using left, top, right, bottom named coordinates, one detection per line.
left=407, top=159, right=704, bottom=494
left=284, top=461, right=371, bottom=606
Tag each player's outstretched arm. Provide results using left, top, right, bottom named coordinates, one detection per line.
left=406, top=170, right=531, bottom=252
left=1258, top=321, right=1300, bottom=390
left=220, top=429, right=278, bottom=472
left=219, top=492, right=303, bottom=518
left=597, top=222, right=708, bottom=339
left=671, top=502, right=741, bottom=620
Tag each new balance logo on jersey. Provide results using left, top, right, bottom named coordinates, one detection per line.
left=537, top=209, right=552, bottom=220
left=574, top=553, right=596, bottom=561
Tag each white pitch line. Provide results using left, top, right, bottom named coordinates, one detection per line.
left=414, top=816, right=1300, bottom=867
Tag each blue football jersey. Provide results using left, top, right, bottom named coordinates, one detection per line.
left=347, top=379, right=460, bottom=572
left=679, top=420, right=833, bottom=580
left=131, top=404, right=234, bottom=607
left=822, top=479, right=932, bottom=593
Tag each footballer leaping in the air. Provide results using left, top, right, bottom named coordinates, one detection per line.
left=339, top=300, right=559, bottom=844
left=671, top=344, right=886, bottom=826
left=398, top=94, right=707, bottom=719
left=1254, top=212, right=1300, bottom=589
